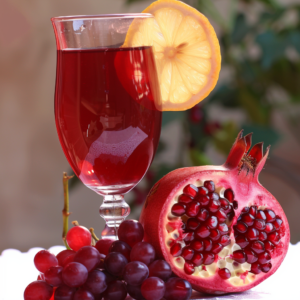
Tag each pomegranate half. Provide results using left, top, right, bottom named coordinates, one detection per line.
left=140, top=131, right=290, bottom=294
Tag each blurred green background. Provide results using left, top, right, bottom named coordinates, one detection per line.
left=0, top=0, right=299, bottom=251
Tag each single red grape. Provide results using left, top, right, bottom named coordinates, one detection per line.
left=127, top=284, right=145, bottom=300
left=118, top=220, right=144, bottom=247
left=34, top=250, right=58, bottom=273
left=74, top=246, right=101, bottom=272
left=24, top=280, right=53, bottom=300
left=95, top=239, right=114, bottom=255
left=104, top=252, right=128, bottom=277
left=56, top=250, right=76, bottom=267
left=164, top=277, right=192, bottom=300
left=148, top=260, right=172, bottom=281
left=130, top=242, right=156, bottom=266
left=66, top=226, right=92, bottom=251
left=124, top=261, right=149, bottom=286
left=54, top=285, right=76, bottom=300
left=108, top=240, right=131, bottom=261
left=141, top=277, right=166, bottom=300
left=44, top=266, right=63, bottom=287
left=82, top=269, right=107, bottom=295
left=73, top=289, right=95, bottom=300
left=62, top=262, right=88, bottom=287
left=102, top=280, right=127, bottom=300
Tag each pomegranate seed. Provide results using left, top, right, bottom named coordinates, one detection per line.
left=197, top=208, right=209, bottom=222
left=218, top=268, right=231, bottom=279
left=197, top=195, right=210, bottom=206
left=192, top=253, right=204, bottom=266
left=251, top=240, right=265, bottom=254
left=219, top=235, right=231, bottom=247
left=206, top=216, right=218, bottom=229
left=170, top=243, right=182, bottom=257
left=218, top=223, right=229, bottom=235
left=181, top=247, right=194, bottom=261
left=246, top=228, right=259, bottom=241
left=203, top=239, right=213, bottom=251
left=211, top=243, right=223, bottom=254
left=203, top=253, right=215, bottom=265
left=242, top=213, right=255, bottom=226
left=186, top=218, right=200, bottom=231
left=234, top=222, right=248, bottom=234
left=268, top=232, right=280, bottom=245
left=190, top=240, right=204, bottom=252
left=256, top=210, right=266, bottom=220
left=232, top=250, right=246, bottom=263
left=208, top=200, right=221, bottom=213
left=183, top=184, right=198, bottom=198
left=204, top=181, right=215, bottom=192
left=210, top=229, right=221, bottom=241
left=208, top=192, right=219, bottom=201
left=178, top=194, right=193, bottom=204
left=184, top=232, right=194, bottom=243
left=196, top=225, right=210, bottom=239
left=224, top=188, right=234, bottom=203
left=235, top=236, right=249, bottom=249
left=186, top=202, right=201, bottom=217
left=250, top=262, right=262, bottom=274
left=264, top=209, right=276, bottom=222
left=198, top=186, right=209, bottom=195
left=182, top=223, right=186, bottom=231
left=261, top=262, right=272, bottom=273
left=259, top=231, right=267, bottom=241
left=219, top=198, right=231, bottom=213
left=273, top=218, right=283, bottom=230
left=241, top=207, right=249, bottom=214
left=249, top=206, right=257, bottom=216
left=215, top=209, right=227, bottom=222
left=254, top=219, right=266, bottom=230
left=265, top=223, right=275, bottom=233
left=244, top=249, right=258, bottom=264
left=184, top=262, right=195, bottom=275
left=233, top=201, right=238, bottom=210
left=264, top=241, right=275, bottom=253
left=258, top=252, right=271, bottom=265
left=171, top=203, right=186, bottom=216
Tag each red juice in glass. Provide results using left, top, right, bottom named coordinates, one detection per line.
left=55, top=46, right=162, bottom=195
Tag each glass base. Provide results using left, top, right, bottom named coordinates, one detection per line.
left=88, top=183, right=135, bottom=195
left=99, top=194, right=130, bottom=239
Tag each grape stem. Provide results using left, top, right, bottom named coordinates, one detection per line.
left=72, top=220, right=79, bottom=226
left=62, top=172, right=74, bottom=249
left=90, top=227, right=100, bottom=245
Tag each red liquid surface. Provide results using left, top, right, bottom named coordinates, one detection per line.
left=55, top=47, right=162, bottom=195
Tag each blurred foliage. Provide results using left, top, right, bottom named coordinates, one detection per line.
left=70, top=0, right=300, bottom=211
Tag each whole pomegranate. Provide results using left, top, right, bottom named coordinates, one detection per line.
left=140, top=131, right=290, bottom=294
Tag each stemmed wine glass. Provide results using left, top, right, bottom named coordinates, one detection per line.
left=51, top=14, right=162, bottom=239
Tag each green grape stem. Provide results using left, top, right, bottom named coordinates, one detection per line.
left=62, top=172, right=74, bottom=249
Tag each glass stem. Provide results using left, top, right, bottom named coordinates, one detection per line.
left=99, top=194, right=130, bottom=239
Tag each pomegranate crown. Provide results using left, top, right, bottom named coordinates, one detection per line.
left=224, top=130, right=270, bottom=177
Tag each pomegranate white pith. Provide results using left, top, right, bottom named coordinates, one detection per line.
left=140, top=131, right=290, bottom=294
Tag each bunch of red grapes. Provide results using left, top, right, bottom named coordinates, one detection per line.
left=24, top=220, right=192, bottom=300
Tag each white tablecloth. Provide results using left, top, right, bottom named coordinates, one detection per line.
left=0, top=243, right=299, bottom=300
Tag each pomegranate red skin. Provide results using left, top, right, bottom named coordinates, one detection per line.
left=140, top=133, right=290, bottom=295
